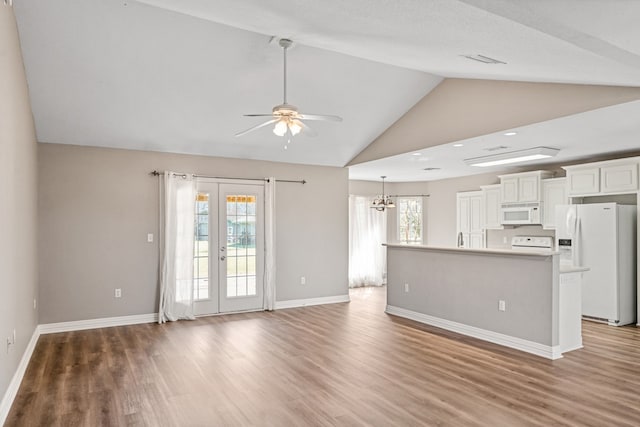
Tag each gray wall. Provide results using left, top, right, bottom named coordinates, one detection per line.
left=386, top=246, right=558, bottom=346
left=38, top=144, right=349, bottom=323
left=0, top=5, right=39, bottom=406
left=350, top=167, right=569, bottom=249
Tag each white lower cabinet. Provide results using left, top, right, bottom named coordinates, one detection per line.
left=457, top=191, right=484, bottom=248
left=542, top=178, right=567, bottom=230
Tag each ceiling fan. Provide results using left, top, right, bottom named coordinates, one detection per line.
left=235, top=38, right=342, bottom=148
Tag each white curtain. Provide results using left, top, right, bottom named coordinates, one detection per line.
left=159, top=171, right=196, bottom=323
left=348, top=195, right=387, bottom=287
left=264, top=177, right=276, bottom=310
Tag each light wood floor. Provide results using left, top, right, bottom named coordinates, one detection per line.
left=6, top=286, right=640, bottom=426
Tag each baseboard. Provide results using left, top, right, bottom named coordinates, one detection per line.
left=385, top=305, right=563, bottom=360
left=560, top=343, right=583, bottom=353
left=275, top=294, right=350, bottom=310
left=39, top=313, right=159, bottom=334
left=0, top=327, right=40, bottom=425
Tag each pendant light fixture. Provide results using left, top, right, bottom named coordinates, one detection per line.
left=371, top=176, right=395, bottom=211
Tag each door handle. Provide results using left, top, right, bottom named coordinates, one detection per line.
left=220, top=255, right=226, bottom=261
left=220, top=246, right=226, bottom=252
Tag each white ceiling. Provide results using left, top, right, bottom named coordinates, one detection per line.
left=13, top=0, right=640, bottom=179
left=349, top=100, right=640, bottom=182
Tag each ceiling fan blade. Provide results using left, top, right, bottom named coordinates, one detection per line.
left=235, top=119, right=278, bottom=137
left=243, top=114, right=276, bottom=117
left=298, top=120, right=318, bottom=137
left=298, top=113, right=343, bottom=122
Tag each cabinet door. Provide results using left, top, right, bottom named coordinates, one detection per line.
left=567, top=167, right=600, bottom=195
left=518, top=175, right=539, bottom=202
left=469, top=195, right=483, bottom=233
left=457, top=196, right=470, bottom=233
left=600, top=163, right=638, bottom=193
left=501, top=177, right=519, bottom=203
left=542, top=179, right=567, bottom=229
left=469, top=233, right=484, bottom=249
left=482, top=187, right=502, bottom=229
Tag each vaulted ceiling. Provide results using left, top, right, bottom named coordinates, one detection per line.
left=13, top=0, right=640, bottom=180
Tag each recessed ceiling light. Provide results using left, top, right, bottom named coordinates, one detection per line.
left=503, top=132, right=517, bottom=136
left=453, top=143, right=464, bottom=147
left=412, top=152, right=422, bottom=156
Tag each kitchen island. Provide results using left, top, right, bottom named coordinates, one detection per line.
left=385, top=244, right=583, bottom=359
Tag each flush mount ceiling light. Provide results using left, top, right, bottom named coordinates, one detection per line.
left=371, top=176, right=395, bottom=212
left=235, top=38, right=342, bottom=149
left=464, top=147, right=560, bottom=167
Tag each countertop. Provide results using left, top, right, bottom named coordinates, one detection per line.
left=559, top=265, right=590, bottom=274
left=384, top=243, right=559, bottom=257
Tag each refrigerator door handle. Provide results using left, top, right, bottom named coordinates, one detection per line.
left=573, top=216, right=581, bottom=267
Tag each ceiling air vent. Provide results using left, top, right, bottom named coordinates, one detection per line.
left=423, top=167, right=441, bottom=171
left=461, top=54, right=506, bottom=65
left=484, top=145, right=510, bottom=152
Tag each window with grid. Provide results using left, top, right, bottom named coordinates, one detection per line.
left=194, top=192, right=210, bottom=300
left=398, top=197, right=423, bottom=244
left=225, top=195, right=257, bottom=298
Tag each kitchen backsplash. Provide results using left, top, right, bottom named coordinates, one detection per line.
left=487, top=225, right=555, bottom=250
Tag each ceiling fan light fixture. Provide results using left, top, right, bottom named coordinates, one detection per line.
left=273, top=120, right=288, bottom=136
left=235, top=38, right=341, bottom=140
left=290, top=120, right=302, bottom=136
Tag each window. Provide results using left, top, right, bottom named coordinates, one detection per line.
left=398, top=197, right=422, bottom=244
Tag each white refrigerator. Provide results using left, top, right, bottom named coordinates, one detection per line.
left=556, top=203, right=637, bottom=326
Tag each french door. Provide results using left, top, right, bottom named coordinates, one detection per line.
left=193, top=181, right=264, bottom=315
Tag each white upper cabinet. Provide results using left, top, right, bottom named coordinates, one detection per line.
left=481, top=184, right=503, bottom=229
left=500, top=177, right=519, bottom=203
left=566, top=166, right=600, bottom=195
left=498, top=171, right=553, bottom=203
left=564, top=157, right=640, bottom=196
left=600, top=163, right=638, bottom=193
left=518, top=174, right=542, bottom=202
left=542, top=178, right=567, bottom=230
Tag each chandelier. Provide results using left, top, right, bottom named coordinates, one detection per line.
left=371, top=176, right=395, bottom=211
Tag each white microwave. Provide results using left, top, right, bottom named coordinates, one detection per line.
left=501, top=203, right=542, bottom=225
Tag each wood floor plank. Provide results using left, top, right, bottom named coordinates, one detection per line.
left=6, top=286, right=640, bottom=426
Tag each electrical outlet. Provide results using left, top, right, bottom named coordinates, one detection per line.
left=33, top=299, right=37, bottom=310
left=147, top=233, right=154, bottom=243
left=498, top=300, right=506, bottom=311
left=404, top=283, right=410, bottom=293
left=115, top=288, right=122, bottom=298
left=300, top=276, right=306, bottom=285
left=13, top=329, right=16, bottom=344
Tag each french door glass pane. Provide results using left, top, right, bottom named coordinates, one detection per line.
left=226, top=195, right=257, bottom=298
left=194, top=192, right=210, bottom=300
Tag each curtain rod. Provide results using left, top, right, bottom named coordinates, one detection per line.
left=389, top=194, right=430, bottom=197
left=149, top=170, right=306, bottom=184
